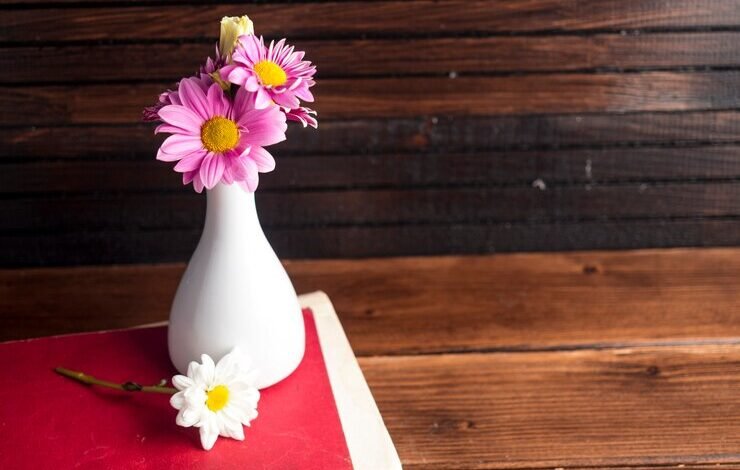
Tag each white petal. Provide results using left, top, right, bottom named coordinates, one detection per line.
left=221, top=406, right=250, bottom=430
left=186, top=361, right=200, bottom=381
left=214, top=351, right=239, bottom=383
left=198, top=354, right=216, bottom=386
left=220, top=413, right=245, bottom=441
left=172, top=375, right=193, bottom=391
left=199, top=418, right=220, bottom=450
left=229, top=379, right=258, bottom=392
left=229, top=400, right=258, bottom=424
left=183, top=387, right=207, bottom=407
left=176, top=407, right=201, bottom=428
left=170, top=391, right=186, bottom=409
left=243, top=387, right=261, bottom=405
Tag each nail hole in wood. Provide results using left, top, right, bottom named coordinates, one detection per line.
left=583, top=265, right=599, bottom=275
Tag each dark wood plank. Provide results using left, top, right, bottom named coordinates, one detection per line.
left=4, top=217, right=740, bottom=267
left=7, top=32, right=740, bottom=83
left=361, top=345, right=740, bottom=468
left=3, top=71, right=739, bottom=125
left=315, top=72, right=740, bottom=119
left=3, top=1, right=740, bottom=42
left=4, top=182, right=740, bottom=233
left=2, top=145, right=740, bottom=194
left=3, top=112, right=740, bottom=161
left=2, top=248, right=740, bottom=353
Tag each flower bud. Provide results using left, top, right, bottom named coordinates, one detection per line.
left=219, top=15, right=254, bottom=58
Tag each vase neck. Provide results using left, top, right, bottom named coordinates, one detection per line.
left=203, top=183, right=260, bottom=237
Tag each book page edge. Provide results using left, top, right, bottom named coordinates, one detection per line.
left=299, top=291, right=403, bottom=470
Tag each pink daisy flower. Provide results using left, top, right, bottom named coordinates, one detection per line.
left=155, top=79, right=287, bottom=193
left=220, top=35, right=316, bottom=110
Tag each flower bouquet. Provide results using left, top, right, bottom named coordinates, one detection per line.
left=57, top=14, right=318, bottom=451
left=143, top=15, right=317, bottom=192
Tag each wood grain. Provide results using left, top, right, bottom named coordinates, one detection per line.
left=3, top=112, right=740, bottom=161
left=3, top=1, right=740, bottom=466
left=5, top=216, right=740, bottom=267
left=4, top=182, right=740, bottom=234
left=3, top=248, right=740, bottom=352
left=360, top=345, right=740, bottom=468
left=3, top=1, right=739, bottom=42
left=3, top=71, right=739, bottom=125
left=4, top=249, right=740, bottom=467
left=3, top=145, right=740, bottom=194
left=7, top=32, right=740, bottom=83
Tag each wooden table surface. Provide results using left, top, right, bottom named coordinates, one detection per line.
left=2, top=247, right=740, bottom=469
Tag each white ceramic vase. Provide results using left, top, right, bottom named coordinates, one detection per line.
left=168, top=182, right=305, bottom=389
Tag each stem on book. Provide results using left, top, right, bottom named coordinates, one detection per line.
left=54, top=367, right=176, bottom=395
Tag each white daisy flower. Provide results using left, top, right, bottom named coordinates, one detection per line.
left=170, top=348, right=260, bottom=450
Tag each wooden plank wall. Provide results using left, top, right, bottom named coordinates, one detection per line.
left=2, top=0, right=740, bottom=267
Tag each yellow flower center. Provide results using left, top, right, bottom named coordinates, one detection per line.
left=254, top=60, right=287, bottom=87
left=205, top=385, right=230, bottom=412
left=201, top=116, right=239, bottom=153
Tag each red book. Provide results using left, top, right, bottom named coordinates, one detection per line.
left=0, top=292, right=400, bottom=469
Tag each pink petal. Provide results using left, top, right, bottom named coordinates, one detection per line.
left=157, top=146, right=181, bottom=162
left=158, top=105, right=202, bottom=134
left=254, top=88, right=274, bottom=109
left=294, top=85, right=315, bottom=103
left=232, top=87, right=258, bottom=116
left=221, top=164, right=235, bottom=185
left=161, top=134, right=203, bottom=155
left=193, top=173, right=205, bottom=193
left=155, top=123, right=186, bottom=134
left=249, top=146, right=276, bottom=172
left=224, top=66, right=251, bottom=88
left=245, top=75, right=260, bottom=92
left=183, top=171, right=196, bottom=185
left=238, top=107, right=287, bottom=146
left=173, top=151, right=206, bottom=172
left=272, top=39, right=286, bottom=57
left=199, top=153, right=226, bottom=189
left=178, top=79, right=211, bottom=120
left=168, top=92, right=182, bottom=106
left=287, top=77, right=302, bottom=91
left=271, top=91, right=299, bottom=109
left=241, top=35, right=263, bottom=63
left=286, top=106, right=318, bottom=128
left=230, top=157, right=248, bottom=180
left=243, top=158, right=259, bottom=192
left=206, top=83, right=229, bottom=116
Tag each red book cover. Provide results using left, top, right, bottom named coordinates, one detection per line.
left=0, top=308, right=353, bottom=469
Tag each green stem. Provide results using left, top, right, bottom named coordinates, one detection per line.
left=55, top=367, right=177, bottom=395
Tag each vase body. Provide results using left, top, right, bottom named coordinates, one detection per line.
left=168, top=183, right=305, bottom=389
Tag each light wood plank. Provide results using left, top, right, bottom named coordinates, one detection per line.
left=3, top=248, right=740, bottom=354
left=360, top=345, right=740, bottom=468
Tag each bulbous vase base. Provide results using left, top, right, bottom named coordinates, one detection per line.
left=167, top=183, right=306, bottom=389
